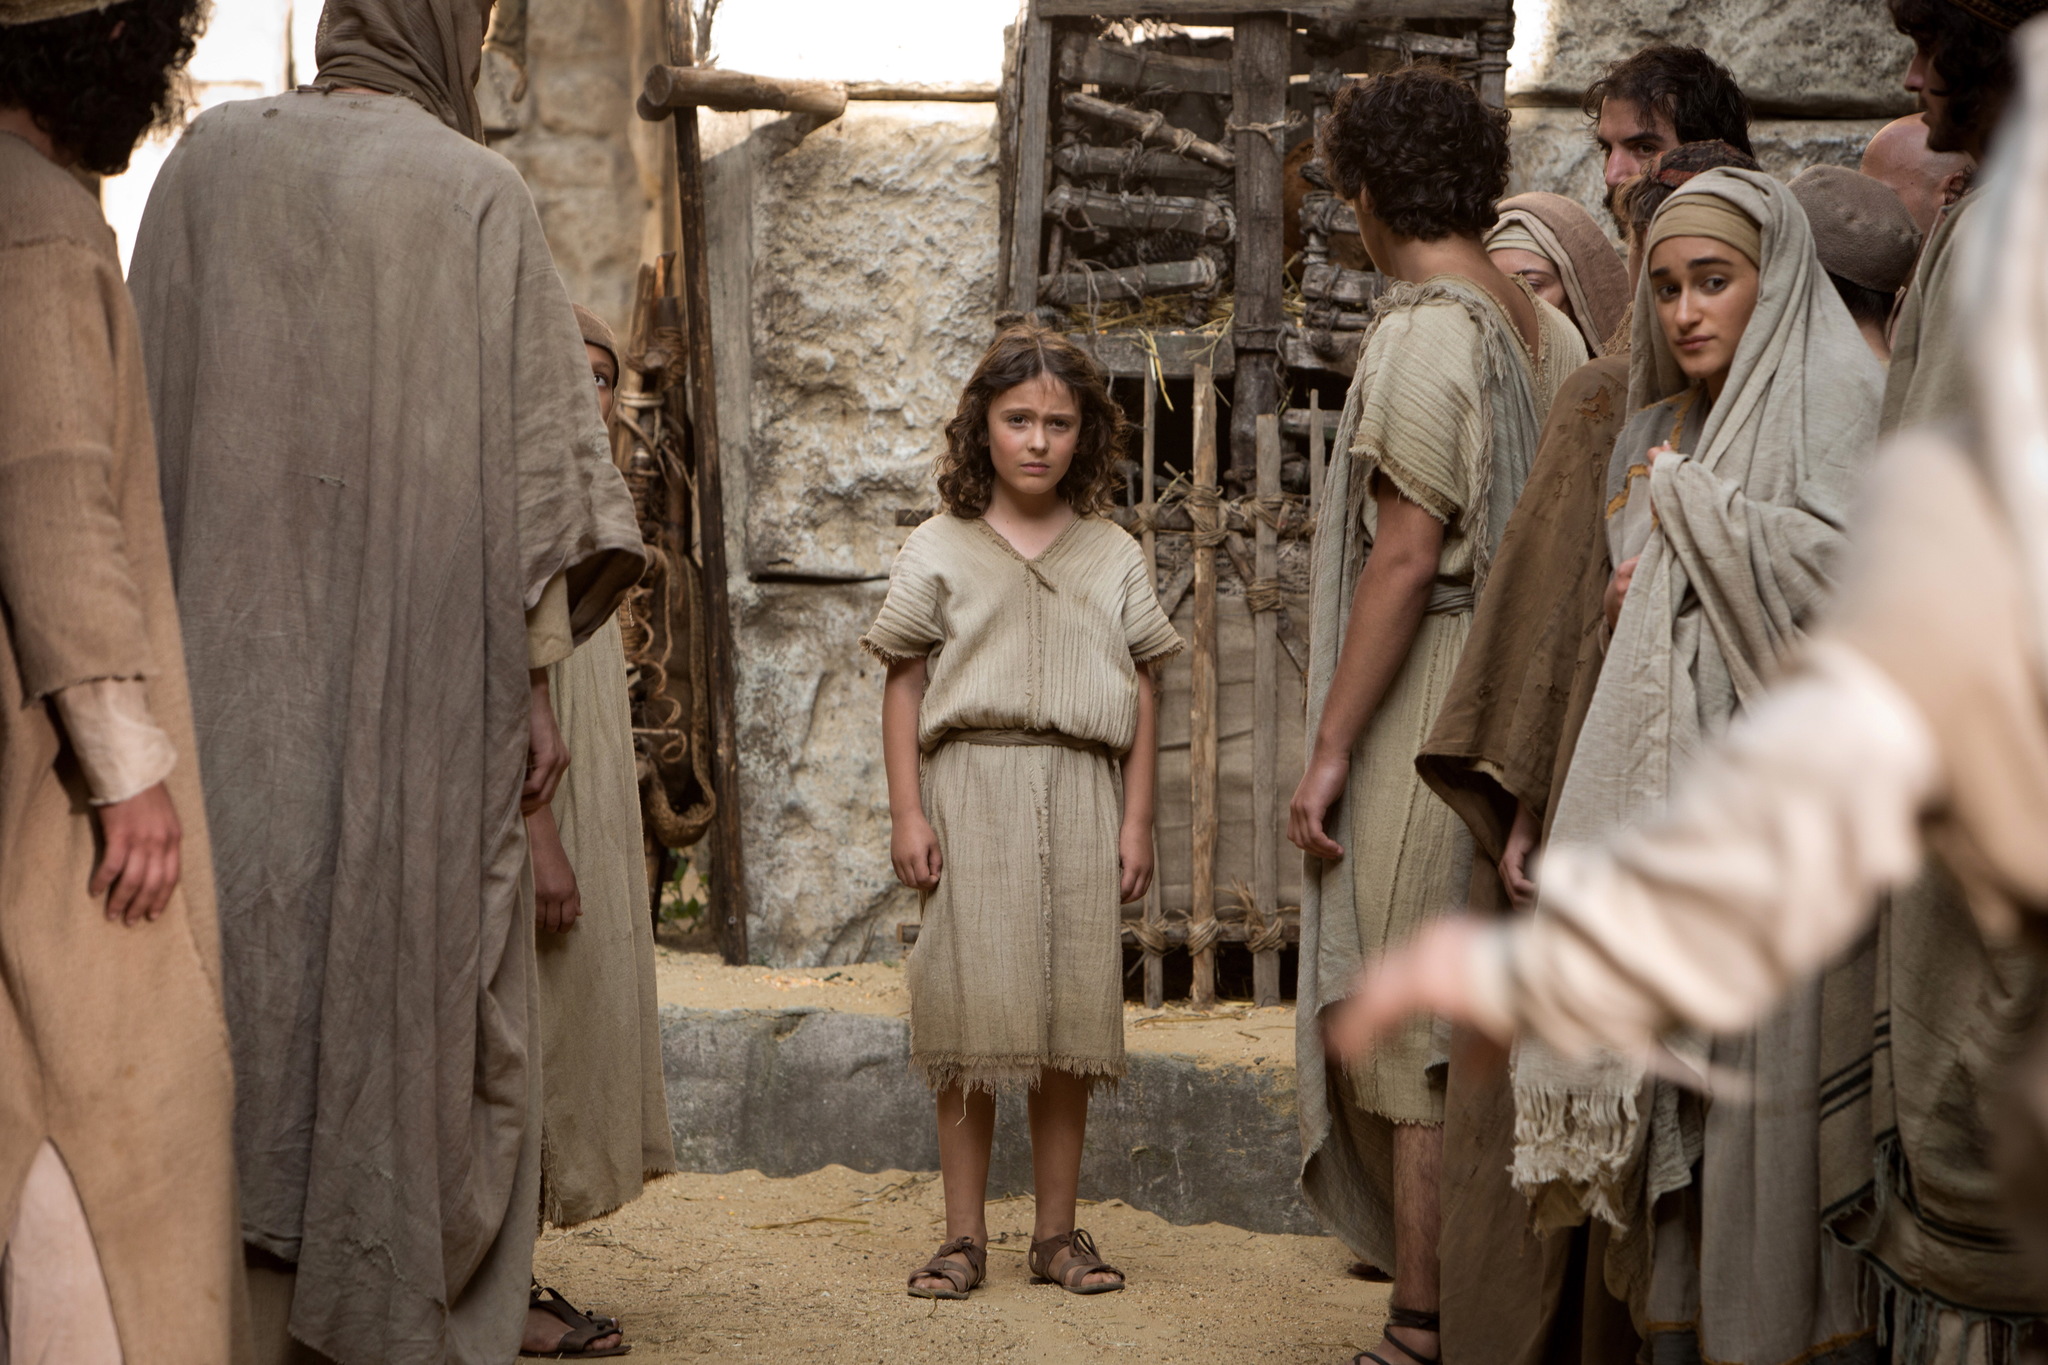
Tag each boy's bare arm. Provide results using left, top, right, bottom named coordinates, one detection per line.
left=1118, top=661, right=1160, bottom=903
left=883, top=657, right=940, bottom=890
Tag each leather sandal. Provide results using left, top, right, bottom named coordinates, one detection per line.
left=520, top=1284, right=630, bottom=1358
left=1351, top=1306, right=1442, bottom=1365
left=1028, top=1228, right=1125, bottom=1295
left=907, top=1235, right=986, bottom=1300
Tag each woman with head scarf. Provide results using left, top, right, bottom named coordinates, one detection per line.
left=1485, top=192, right=1633, bottom=356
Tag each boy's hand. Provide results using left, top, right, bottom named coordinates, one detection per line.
left=892, top=813, right=942, bottom=892
left=1117, top=820, right=1153, bottom=904
left=523, top=670, right=569, bottom=815
left=1289, top=751, right=1349, bottom=859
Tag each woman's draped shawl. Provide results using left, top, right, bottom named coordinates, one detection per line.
left=1514, top=172, right=1884, bottom=1351
left=129, top=90, right=643, bottom=1365
left=1297, top=275, right=1554, bottom=1270
left=1492, top=192, right=1633, bottom=358
left=312, top=0, right=486, bottom=142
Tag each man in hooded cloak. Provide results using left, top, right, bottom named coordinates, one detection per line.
left=127, top=2, right=644, bottom=1361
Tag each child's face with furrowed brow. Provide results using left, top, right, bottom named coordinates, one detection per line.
left=986, top=373, right=1080, bottom=502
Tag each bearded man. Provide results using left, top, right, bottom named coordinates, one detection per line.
left=0, top=1, right=242, bottom=1360
left=127, top=2, right=644, bottom=1361
left=1584, top=45, right=1752, bottom=216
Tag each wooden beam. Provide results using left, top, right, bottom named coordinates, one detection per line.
left=846, top=81, right=997, bottom=102
left=1054, top=142, right=1229, bottom=187
left=662, top=0, right=749, bottom=967
left=1056, top=32, right=1233, bottom=95
left=1251, top=413, right=1282, bottom=1008
left=1065, top=329, right=1235, bottom=379
left=1045, top=184, right=1235, bottom=242
left=1140, top=371, right=1164, bottom=1012
left=1189, top=364, right=1219, bottom=1011
left=1063, top=92, right=1235, bottom=171
left=641, top=64, right=848, bottom=117
left=1038, top=257, right=1220, bottom=307
left=1006, top=9, right=1054, bottom=312
left=1229, top=13, right=1288, bottom=483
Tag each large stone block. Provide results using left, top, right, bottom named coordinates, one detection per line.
left=660, top=1005, right=1320, bottom=1235
left=1510, top=106, right=1895, bottom=245
left=727, top=579, right=915, bottom=966
left=1509, top=0, right=1914, bottom=119
left=737, top=105, right=1002, bottom=582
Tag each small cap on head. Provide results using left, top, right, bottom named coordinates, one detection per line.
left=1788, top=164, right=1922, bottom=295
left=0, top=0, right=114, bottom=25
left=572, top=304, right=619, bottom=372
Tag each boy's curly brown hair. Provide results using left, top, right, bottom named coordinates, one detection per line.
left=1317, top=65, right=1510, bottom=242
left=936, top=322, right=1128, bottom=519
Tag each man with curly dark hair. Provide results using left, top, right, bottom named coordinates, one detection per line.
left=1290, top=64, right=1589, bottom=1365
left=126, top=0, right=646, bottom=1361
left=0, top=0, right=241, bottom=1359
left=1583, top=45, right=1752, bottom=213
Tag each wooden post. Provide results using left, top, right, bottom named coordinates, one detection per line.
left=1251, top=413, right=1283, bottom=1007
left=1006, top=5, right=1053, bottom=312
left=1189, top=363, right=1220, bottom=1010
left=1308, top=390, right=1324, bottom=525
left=1475, top=17, right=1513, bottom=109
left=664, top=0, right=749, bottom=966
left=1229, top=13, right=1289, bottom=484
left=1140, top=370, right=1164, bottom=1011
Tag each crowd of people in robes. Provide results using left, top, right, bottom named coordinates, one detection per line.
left=10, top=0, right=2048, bottom=1362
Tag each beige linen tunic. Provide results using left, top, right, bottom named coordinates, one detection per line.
left=0, top=133, right=242, bottom=1362
left=537, top=613, right=678, bottom=1226
left=861, top=515, right=1181, bottom=1092
left=1340, top=287, right=1583, bottom=1122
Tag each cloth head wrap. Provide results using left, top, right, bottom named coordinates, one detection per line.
left=572, top=305, right=620, bottom=373
left=0, top=0, right=113, bottom=24
left=1486, top=191, right=1632, bottom=356
left=1788, top=165, right=1922, bottom=294
left=313, top=0, right=487, bottom=142
left=1970, top=15, right=2048, bottom=687
left=1952, top=0, right=2048, bottom=30
left=1646, top=194, right=1762, bottom=267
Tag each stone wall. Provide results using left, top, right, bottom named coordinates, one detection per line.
left=498, top=1, right=1919, bottom=966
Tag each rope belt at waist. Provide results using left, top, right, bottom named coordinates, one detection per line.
left=1426, top=583, right=1475, bottom=615
left=942, top=727, right=1120, bottom=759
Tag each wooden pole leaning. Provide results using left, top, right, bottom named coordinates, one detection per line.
left=1140, top=370, right=1165, bottom=1010
left=650, top=0, right=749, bottom=965
left=1188, top=363, right=1221, bottom=1010
left=1250, top=413, right=1283, bottom=1008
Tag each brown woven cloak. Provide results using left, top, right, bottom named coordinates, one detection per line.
left=0, top=133, right=243, bottom=1364
left=129, top=88, right=643, bottom=1365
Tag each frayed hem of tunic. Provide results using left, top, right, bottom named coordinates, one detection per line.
left=857, top=635, right=927, bottom=667
left=1134, top=639, right=1185, bottom=666
left=912, top=1053, right=1126, bottom=1096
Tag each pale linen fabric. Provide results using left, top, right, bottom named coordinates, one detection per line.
left=51, top=677, right=176, bottom=805
left=129, top=68, right=642, bottom=1365
left=1296, top=275, right=1583, bottom=1270
left=2, top=1143, right=122, bottom=1365
left=860, top=515, right=1180, bottom=1092
left=537, top=613, right=678, bottom=1227
left=1509, top=169, right=1882, bottom=1363
left=0, top=133, right=243, bottom=1365
left=1880, top=192, right=1982, bottom=435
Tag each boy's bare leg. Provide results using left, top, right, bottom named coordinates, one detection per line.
left=911, top=1084, right=995, bottom=1291
left=1026, top=1069, right=1120, bottom=1287
left=1374, top=1122, right=1444, bottom=1363
left=3, top=1140, right=123, bottom=1365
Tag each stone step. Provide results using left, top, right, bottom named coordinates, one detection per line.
left=655, top=952, right=1315, bottom=1235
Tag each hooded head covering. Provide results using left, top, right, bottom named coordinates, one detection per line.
left=313, top=0, right=487, bottom=142
left=572, top=304, right=619, bottom=373
left=0, top=0, right=111, bottom=23
left=1486, top=191, right=1631, bottom=355
left=1974, top=15, right=2048, bottom=686
left=1789, top=164, right=1922, bottom=294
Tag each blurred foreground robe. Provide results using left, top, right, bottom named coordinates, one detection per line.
left=127, top=2, right=644, bottom=1361
left=0, top=132, right=242, bottom=1365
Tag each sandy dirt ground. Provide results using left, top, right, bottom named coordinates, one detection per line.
left=534, top=1163, right=1387, bottom=1364
left=653, top=946, right=1298, bottom=1071
left=551, top=947, right=1375, bottom=1361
